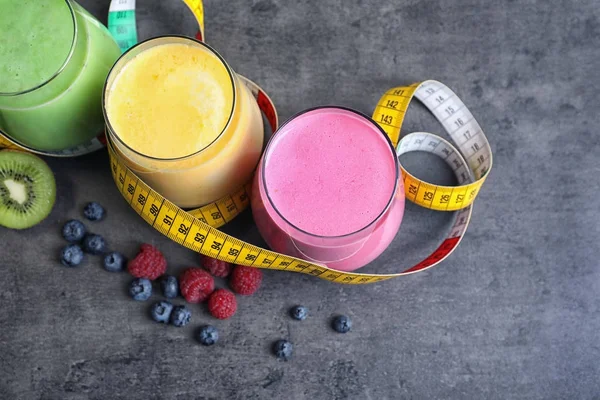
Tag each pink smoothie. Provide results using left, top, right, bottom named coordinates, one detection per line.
left=251, top=107, right=405, bottom=272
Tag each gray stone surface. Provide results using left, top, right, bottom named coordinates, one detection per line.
left=1, top=0, right=599, bottom=399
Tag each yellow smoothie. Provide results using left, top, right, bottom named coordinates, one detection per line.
left=104, top=37, right=264, bottom=208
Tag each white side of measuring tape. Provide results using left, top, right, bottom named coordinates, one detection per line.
left=109, top=0, right=135, bottom=12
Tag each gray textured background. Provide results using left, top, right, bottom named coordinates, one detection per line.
left=1, top=0, right=599, bottom=399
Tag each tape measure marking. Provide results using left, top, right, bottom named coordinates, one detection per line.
left=107, top=0, right=138, bottom=52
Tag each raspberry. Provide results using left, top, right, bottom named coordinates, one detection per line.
left=179, top=268, right=215, bottom=303
left=208, top=289, right=237, bottom=320
left=229, top=265, right=262, bottom=295
left=201, top=255, right=232, bottom=278
left=127, top=244, right=167, bottom=280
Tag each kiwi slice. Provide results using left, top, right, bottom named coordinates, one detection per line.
left=0, top=150, right=56, bottom=229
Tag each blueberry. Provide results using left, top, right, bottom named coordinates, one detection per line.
left=160, top=275, right=179, bottom=299
left=82, top=234, right=106, bottom=255
left=60, top=244, right=84, bottom=267
left=290, top=305, right=308, bottom=321
left=169, top=305, right=191, bottom=327
left=196, top=325, right=219, bottom=346
left=62, top=219, right=86, bottom=243
left=83, top=202, right=105, bottom=221
left=103, top=252, right=125, bottom=272
left=332, top=315, right=352, bottom=333
left=150, top=301, right=173, bottom=323
left=129, top=278, right=152, bottom=301
left=272, top=339, right=293, bottom=361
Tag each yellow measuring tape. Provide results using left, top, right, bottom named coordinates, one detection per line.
left=0, top=131, right=106, bottom=157
left=375, top=83, right=491, bottom=211
left=108, top=0, right=205, bottom=52
left=106, top=76, right=492, bottom=284
left=1, top=0, right=493, bottom=284
left=0, top=135, right=23, bottom=152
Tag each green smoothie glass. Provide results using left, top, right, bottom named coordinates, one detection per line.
left=0, top=0, right=121, bottom=151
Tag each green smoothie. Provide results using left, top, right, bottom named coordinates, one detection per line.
left=0, top=0, right=121, bottom=151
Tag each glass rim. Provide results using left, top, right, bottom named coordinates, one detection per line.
left=102, top=35, right=237, bottom=162
left=261, top=105, right=400, bottom=240
left=0, top=0, right=78, bottom=96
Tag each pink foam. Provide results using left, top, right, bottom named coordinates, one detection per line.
left=264, top=107, right=396, bottom=236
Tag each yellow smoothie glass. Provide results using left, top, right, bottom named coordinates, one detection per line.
left=103, top=36, right=264, bottom=208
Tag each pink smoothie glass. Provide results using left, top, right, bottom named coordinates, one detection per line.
left=250, top=106, right=405, bottom=272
